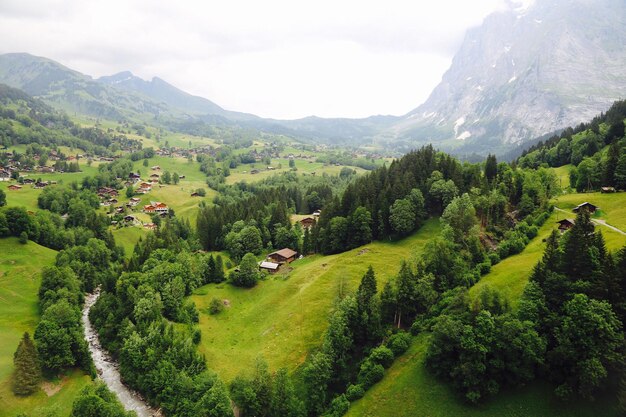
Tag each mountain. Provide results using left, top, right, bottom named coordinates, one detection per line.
left=97, top=71, right=257, bottom=121
left=393, top=0, right=626, bottom=155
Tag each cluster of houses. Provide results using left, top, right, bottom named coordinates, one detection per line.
left=556, top=202, right=598, bottom=232
left=6, top=179, right=56, bottom=190
left=143, top=202, right=169, bottom=215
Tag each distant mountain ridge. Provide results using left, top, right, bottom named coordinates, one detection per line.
left=393, top=0, right=626, bottom=155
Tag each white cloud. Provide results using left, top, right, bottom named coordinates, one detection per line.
left=0, top=0, right=509, bottom=119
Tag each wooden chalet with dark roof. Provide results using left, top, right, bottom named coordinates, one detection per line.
left=299, top=217, right=317, bottom=229
left=573, top=202, right=598, bottom=214
left=267, top=248, right=297, bottom=264
left=557, top=218, right=575, bottom=232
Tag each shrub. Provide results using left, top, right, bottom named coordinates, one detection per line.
left=357, top=360, right=385, bottom=389
left=324, top=394, right=350, bottom=417
left=19, top=231, right=28, bottom=244
left=487, top=251, right=500, bottom=266
left=192, top=328, right=201, bottom=344
left=387, top=332, right=411, bottom=356
left=368, top=346, right=395, bottom=368
left=477, top=261, right=491, bottom=275
left=208, top=297, right=224, bottom=315
left=345, top=384, right=365, bottom=401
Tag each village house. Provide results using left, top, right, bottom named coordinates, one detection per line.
left=144, top=223, right=157, bottom=230
left=129, top=197, right=141, bottom=206
left=190, top=192, right=200, bottom=197
left=267, top=248, right=298, bottom=264
left=573, top=202, right=598, bottom=214
left=143, top=204, right=156, bottom=213
left=601, top=187, right=616, bottom=193
left=124, top=215, right=136, bottom=223
left=299, top=217, right=317, bottom=229
left=151, top=166, right=161, bottom=170
left=8, top=184, right=22, bottom=191
left=312, top=210, right=322, bottom=218
left=150, top=173, right=160, bottom=179
left=557, top=218, right=575, bottom=232
left=259, top=261, right=280, bottom=274
left=154, top=202, right=168, bottom=214
left=129, top=172, right=141, bottom=182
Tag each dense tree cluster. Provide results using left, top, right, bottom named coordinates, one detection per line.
left=518, top=99, right=626, bottom=192
left=70, top=382, right=136, bottom=417
left=425, top=210, right=626, bottom=404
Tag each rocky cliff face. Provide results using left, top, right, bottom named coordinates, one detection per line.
left=394, top=0, right=626, bottom=155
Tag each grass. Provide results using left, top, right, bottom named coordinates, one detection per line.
left=191, top=218, right=441, bottom=382
left=346, top=334, right=619, bottom=417
left=112, top=227, right=148, bottom=258
left=225, top=158, right=367, bottom=185
left=552, top=164, right=572, bottom=189
left=0, top=238, right=91, bottom=417
left=553, top=191, right=626, bottom=231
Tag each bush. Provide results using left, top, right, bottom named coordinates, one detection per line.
left=477, top=261, right=491, bottom=275
left=345, top=384, right=365, bottom=401
left=208, top=297, right=224, bottom=315
left=324, top=394, right=350, bottom=417
left=192, top=328, right=201, bottom=344
left=19, top=231, right=28, bottom=244
left=387, top=332, right=411, bottom=356
left=357, top=360, right=385, bottom=389
left=368, top=346, right=395, bottom=368
left=487, top=251, right=500, bottom=266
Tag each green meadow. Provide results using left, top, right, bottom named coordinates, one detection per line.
left=0, top=238, right=91, bottom=417
left=191, top=218, right=441, bottom=382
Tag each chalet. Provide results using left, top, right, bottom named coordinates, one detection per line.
left=150, top=173, right=160, bottom=179
left=312, top=210, right=322, bottom=217
left=190, top=192, right=200, bottom=197
left=22, top=178, right=34, bottom=184
left=115, top=207, right=125, bottom=214
left=109, top=198, right=118, bottom=204
left=151, top=166, right=161, bottom=170
left=34, top=181, right=49, bottom=189
left=267, top=248, right=298, bottom=264
left=8, top=184, right=22, bottom=191
left=154, top=202, right=169, bottom=214
left=601, top=187, right=616, bottom=193
left=259, top=261, right=280, bottom=274
left=124, top=215, right=135, bottom=223
left=144, top=223, right=157, bottom=230
left=300, top=217, right=317, bottom=229
left=139, top=182, right=152, bottom=189
left=129, top=172, right=141, bottom=182
left=129, top=197, right=141, bottom=206
left=557, top=218, right=575, bottom=232
left=143, top=204, right=156, bottom=213
left=573, top=202, right=598, bottom=214
left=0, top=169, right=11, bottom=180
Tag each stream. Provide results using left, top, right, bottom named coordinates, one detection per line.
left=82, top=289, right=162, bottom=417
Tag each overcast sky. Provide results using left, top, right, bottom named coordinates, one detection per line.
left=0, top=0, right=524, bottom=119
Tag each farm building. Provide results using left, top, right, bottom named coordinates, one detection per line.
left=259, top=261, right=280, bottom=274
left=601, top=187, right=616, bottom=193
left=573, top=202, right=598, bottom=213
left=267, top=248, right=297, bottom=264
left=8, top=184, right=22, bottom=190
left=300, top=217, right=317, bottom=229
left=557, top=218, right=575, bottom=232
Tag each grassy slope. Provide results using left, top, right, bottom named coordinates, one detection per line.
left=347, top=334, right=618, bottom=417
left=112, top=226, right=148, bottom=258
left=191, top=219, right=440, bottom=382
left=0, top=238, right=90, bottom=417
left=346, top=191, right=626, bottom=417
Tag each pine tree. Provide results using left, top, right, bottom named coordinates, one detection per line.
left=615, top=153, right=626, bottom=190
left=12, top=332, right=41, bottom=396
left=485, top=154, right=498, bottom=183
left=603, top=142, right=620, bottom=186
left=355, top=266, right=380, bottom=344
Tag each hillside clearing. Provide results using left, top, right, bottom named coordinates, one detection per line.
left=191, top=218, right=441, bottom=381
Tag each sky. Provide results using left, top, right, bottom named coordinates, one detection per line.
left=0, top=0, right=521, bottom=119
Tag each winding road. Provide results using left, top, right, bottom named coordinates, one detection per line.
left=82, top=289, right=162, bottom=417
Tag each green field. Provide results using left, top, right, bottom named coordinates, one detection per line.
left=191, top=218, right=441, bottom=382
left=346, top=334, right=618, bottom=417
left=226, top=158, right=367, bottom=185
left=112, top=226, right=149, bottom=258
left=0, top=238, right=90, bottom=417
left=553, top=191, right=626, bottom=231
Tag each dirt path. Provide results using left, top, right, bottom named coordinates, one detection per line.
left=554, top=207, right=626, bottom=235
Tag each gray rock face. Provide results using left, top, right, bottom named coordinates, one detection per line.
left=395, top=0, right=626, bottom=154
